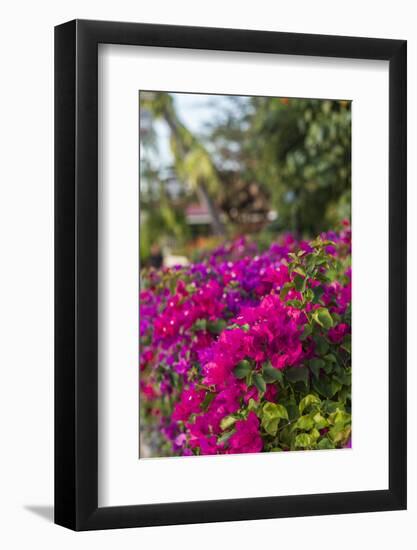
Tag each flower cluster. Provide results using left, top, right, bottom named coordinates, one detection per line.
left=140, top=223, right=352, bottom=457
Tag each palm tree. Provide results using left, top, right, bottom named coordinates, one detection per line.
left=140, top=92, right=226, bottom=236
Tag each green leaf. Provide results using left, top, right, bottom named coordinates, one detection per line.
left=317, top=437, right=335, bottom=449
left=312, top=286, right=324, bottom=304
left=207, top=319, right=227, bottom=334
left=201, top=391, right=216, bottom=411
left=264, top=418, right=279, bottom=436
left=254, top=373, right=266, bottom=393
left=321, top=399, right=344, bottom=414
left=287, top=299, right=303, bottom=309
left=300, top=323, right=313, bottom=341
left=312, top=412, right=328, bottom=429
left=285, top=366, right=309, bottom=387
left=304, top=288, right=314, bottom=303
left=220, top=415, right=237, bottom=431
left=193, top=318, right=207, bottom=331
left=295, top=433, right=312, bottom=448
left=296, top=415, right=314, bottom=430
left=309, top=427, right=320, bottom=442
left=234, top=360, right=251, bottom=379
left=341, top=335, right=351, bottom=353
left=247, top=398, right=259, bottom=412
left=263, top=402, right=289, bottom=421
left=329, top=409, right=351, bottom=427
left=293, top=274, right=305, bottom=292
left=323, top=359, right=334, bottom=375
left=299, top=394, right=321, bottom=414
left=262, top=361, right=284, bottom=383
left=261, top=405, right=283, bottom=435
left=280, top=282, right=294, bottom=300
left=227, top=322, right=250, bottom=332
left=294, top=264, right=306, bottom=275
left=217, top=430, right=235, bottom=446
left=331, top=312, right=342, bottom=324
left=312, top=308, right=333, bottom=330
left=338, top=386, right=351, bottom=404
left=312, top=376, right=342, bottom=399
left=274, top=403, right=289, bottom=420
left=329, top=425, right=351, bottom=445
left=309, top=358, right=325, bottom=378
left=313, top=334, right=329, bottom=355
left=333, top=367, right=351, bottom=386
left=286, top=401, right=299, bottom=422
left=262, top=402, right=277, bottom=419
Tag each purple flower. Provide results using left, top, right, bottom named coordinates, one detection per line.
left=228, top=412, right=263, bottom=454
left=140, top=225, right=352, bottom=456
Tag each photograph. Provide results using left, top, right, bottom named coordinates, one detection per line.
left=0, top=1, right=409, bottom=542
left=139, top=91, right=352, bottom=458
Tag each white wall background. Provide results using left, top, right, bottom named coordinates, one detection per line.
left=0, top=1, right=414, bottom=548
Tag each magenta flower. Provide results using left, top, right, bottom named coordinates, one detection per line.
left=172, top=387, right=205, bottom=422
left=202, top=361, right=229, bottom=387
left=228, top=412, right=263, bottom=454
left=328, top=323, right=350, bottom=343
left=140, top=225, right=352, bottom=456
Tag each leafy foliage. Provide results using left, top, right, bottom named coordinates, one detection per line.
left=140, top=225, right=351, bottom=456
left=139, top=93, right=351, bottom=265
left=208, top=96, right=351, bottom=235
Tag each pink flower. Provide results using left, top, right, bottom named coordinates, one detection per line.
left=140, top=226, right=352, bottom=457
left=199, top=435, right=218, bottom=455
left=140, top=382, right=158, bottom=400
left=228, top=412, right=263, bottom=454
left=243, top=385, right=259, bottom=404
left=328, top=323, right=349, bottom=343
left=187, top=415, right=220, bottom=455
left=172, top=387, right=205, bottom=422
left=261, top=265, right=290, bottom=289
left=202, top=361, right=229, bottom=387
left=271, top=353, right=289, bottom=369
left=265, top=384, right=278, bottom=402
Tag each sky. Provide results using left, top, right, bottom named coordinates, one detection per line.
left=148, top=92, right=238, bottom=170
left=175, top=92, right=234, bottom=134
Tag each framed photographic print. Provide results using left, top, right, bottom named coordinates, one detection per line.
left=55, top=20, right=407, bottom=530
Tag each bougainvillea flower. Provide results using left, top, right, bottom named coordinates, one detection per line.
left=228, top=412, right=263, bottom=454
left=140, top=226, right=352, bottom=456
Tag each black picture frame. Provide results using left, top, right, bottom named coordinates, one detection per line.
left=55, top=19, right=407, bottom=531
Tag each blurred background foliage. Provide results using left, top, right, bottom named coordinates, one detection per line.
left=140, top=92, right=351, bottom=266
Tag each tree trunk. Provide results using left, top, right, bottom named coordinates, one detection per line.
left=196, top=181, right=226, bottom=237
left=162, top=106, right=226, bottom=236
